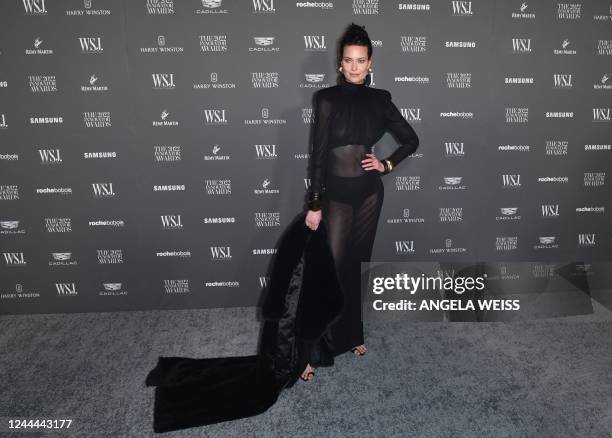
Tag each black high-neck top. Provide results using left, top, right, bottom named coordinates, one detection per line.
left=339, top=75, right=367, bottom=90
left=308, top=75, right=420, bottom=198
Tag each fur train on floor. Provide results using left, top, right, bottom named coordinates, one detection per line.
left=145, top=211, right=344, bottom=433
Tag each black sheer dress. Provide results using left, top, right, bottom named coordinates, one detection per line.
left=306, top=75, right=420, bottom=364
left=144, top=77, right=420, bottom=432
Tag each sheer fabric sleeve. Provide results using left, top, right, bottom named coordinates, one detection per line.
left=382, top=90, right=419, bottom=171
left=307, top=90, right=332, bottom=211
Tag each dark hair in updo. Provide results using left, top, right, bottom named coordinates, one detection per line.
left=337, top=23, right=373, bottom=85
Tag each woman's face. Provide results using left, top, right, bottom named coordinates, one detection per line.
left=340, top=45, right=371, bottom=85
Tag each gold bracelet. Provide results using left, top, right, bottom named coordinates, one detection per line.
left=385, top=159, right=394, bottom=173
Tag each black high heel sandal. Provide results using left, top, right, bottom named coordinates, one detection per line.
left=300, top=364, right=316, bottom=381
left=300, top=370, right=315, bottom=381
left=351, top=347, right=366, bottom=356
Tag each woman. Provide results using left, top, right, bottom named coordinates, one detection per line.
left=302, top=23, right=420, bottom=381
left=145, top=23, right=421, bottom=432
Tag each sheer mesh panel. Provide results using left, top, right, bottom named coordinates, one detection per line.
left=327, top=144, right=370, bottom=177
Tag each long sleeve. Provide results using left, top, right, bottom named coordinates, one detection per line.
left=382, top=90, right=419, bottom=169
left=307, top=90, right=332, bottom=210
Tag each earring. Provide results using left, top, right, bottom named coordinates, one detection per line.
left=368, top=67, right=372, bottom=73
left=338, top=66, right=343, bottom=72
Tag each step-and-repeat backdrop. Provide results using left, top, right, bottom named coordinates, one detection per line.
left=1, top=0, right=611, bottom=314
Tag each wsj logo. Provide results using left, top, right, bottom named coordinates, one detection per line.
left=91, top=182, right=115, bottom=198
left=303, top=35, right=326, bottom=51
left=553, top=74, right=572, bottom=88
left=203, top=109, right=227, bottom=125
left=254, top=144, right=277, bottom=159
left=444, top=142, right=464, bottom=156
left=252, top=0, right=275, bottom=13
left=593, top=108, right=610, bottom=122
left=22, top=0, right=47, bottom=15
left=210, top=246, right=232, bottom=260
left=451, top=1, right=473, bottom=16
left=512, top=38, right=532, bottom=53
left=395, top=241, right=415, bottom=254
left=78, top=37, right=103, bottom=53
left=152, top=73, right=175, bottom=89
left=3, top=252, right=26, bottom=266
left=502, top=174, right=521, bottom=187
left=38, top=149, right=62, bottom=164
left=401, top=108, right=421, bottom=122
left=578, top=233, right=595, bottom=246
left=55, top=283, right=77, bottom=296
left=541, top=204, right=559, bottom=217
left=161, top=214, right=183, bottom=229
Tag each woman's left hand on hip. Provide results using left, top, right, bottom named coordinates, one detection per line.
left=361, top=153, right=384, bottom=173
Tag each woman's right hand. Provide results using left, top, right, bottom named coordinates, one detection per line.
left=305, top=209, right=322, bottom=231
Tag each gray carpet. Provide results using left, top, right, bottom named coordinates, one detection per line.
left=1, top=306, right=611, bottom=437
